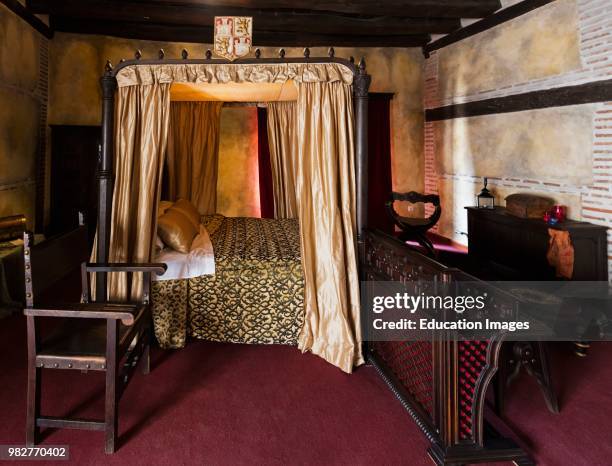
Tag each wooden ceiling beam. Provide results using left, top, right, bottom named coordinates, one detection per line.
left=1, top=0, right=52, bottom=38
left=135, top=0, right=502, bottom=19
left=51, top=17, right=431, bottom=47
left=28, top=0, right=461, bottom=35
left=28, top=0, right=502, bottom=20
left=424, top=0, right=554, bottom=54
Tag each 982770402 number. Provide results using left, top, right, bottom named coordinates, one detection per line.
left=1, top=446, right=69, bottom=460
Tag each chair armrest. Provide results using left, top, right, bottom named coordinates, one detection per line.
left=23, top=303, right=141, bottom=325
left=86, top=262, right=167, bottom=276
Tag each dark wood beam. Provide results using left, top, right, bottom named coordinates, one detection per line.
left=52, top=17, right=431, bottom=47
left=164, top=0, right=503, bottom=19
left=424, top=0, right=555, bottom=55
left=29, top=0, right=502, bottom=20
left=1, top=0, right=52, bottom=38
left=425, top=79, right=612, bottom=121
left=28, top=0, right=461, bottom=35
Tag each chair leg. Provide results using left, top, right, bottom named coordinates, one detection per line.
left=26, top=364, right=41, bottom=446
left=141, top=340, right=150, bottom=375
left=105, top=319, right=119, bottom=454
left=416, top=233, right=436, bottom=258
left=104, top=367, right=118, bottom=454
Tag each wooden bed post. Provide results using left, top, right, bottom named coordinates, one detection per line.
left=354, top=58, right=371, bottom=358
left=354, top=58, right=371, bottom=271
left=96, top=61, right=117, bottom=301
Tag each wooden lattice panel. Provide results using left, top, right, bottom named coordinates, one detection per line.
left=457, top=340, right=488, bottom=440
left=373, top=340, right=434, bottom=418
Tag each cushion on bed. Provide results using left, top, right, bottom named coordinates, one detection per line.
left=170, top=199, right=201, bottom=230
left=154, top=224, right=215, bottom=281
left=158, top=200, right=174, bottom=218
left=157, top=209, right=197, bottom=253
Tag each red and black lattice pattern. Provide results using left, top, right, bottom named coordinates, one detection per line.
left=457, top=340, right=488, bottom=440
left=372, top=341, right=434, bottom=418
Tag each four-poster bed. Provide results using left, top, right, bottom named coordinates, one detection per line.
left=92, top=48, right=530, bottom=464
left=95, top=48, right=370, bottom=374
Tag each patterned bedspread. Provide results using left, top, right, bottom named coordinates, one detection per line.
left=152, top=215, right=305, bottom=348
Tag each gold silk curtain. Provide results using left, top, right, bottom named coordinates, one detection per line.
left=166, top=101, right=223, bottom=215
left=266, top=101, right=298, bottom=219
left=295, top=81, right=363, bottom=373
left=108, top=83, right=171, bottom=300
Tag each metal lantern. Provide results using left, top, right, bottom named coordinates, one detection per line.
left=477, top=178, right=495, bottom=209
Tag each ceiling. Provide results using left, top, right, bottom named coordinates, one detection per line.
left=27, top=0, right=504, bottom=48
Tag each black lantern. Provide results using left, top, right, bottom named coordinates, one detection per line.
left=477, top=178, right=495, bottom=209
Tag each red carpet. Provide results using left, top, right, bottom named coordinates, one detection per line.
left=1, top=312, right=611, bottom=465
left=498, top=341, right=612, bottom=465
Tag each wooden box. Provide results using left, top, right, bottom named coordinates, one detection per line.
left=505, top=194, right=554, bottom=219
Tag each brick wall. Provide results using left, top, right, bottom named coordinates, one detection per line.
left=423, top=55, right=439, bottom=232
left=424, top=0, right=612, bottom=278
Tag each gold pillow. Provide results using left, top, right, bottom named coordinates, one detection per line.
left=157, top=209, right=197, bottom=253
left=158, top=200, right=174, bottom=218
left=170, top=199, right=201, bottom=230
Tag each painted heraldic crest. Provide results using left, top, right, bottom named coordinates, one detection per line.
left=214, top=17, right=253, bottom=60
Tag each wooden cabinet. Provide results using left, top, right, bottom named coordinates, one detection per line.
left=466, top=206, right=608, bottom=281
left=49, top=125, right=100, bottom=243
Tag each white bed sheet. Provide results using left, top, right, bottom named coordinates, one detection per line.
left=154, top=224, right=215, bottom=280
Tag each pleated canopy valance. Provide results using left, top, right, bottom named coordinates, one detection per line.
left=115, top=62, right=354, bottom=88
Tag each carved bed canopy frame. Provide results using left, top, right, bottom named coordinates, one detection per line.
left=95, top=47, right=371, bottom=300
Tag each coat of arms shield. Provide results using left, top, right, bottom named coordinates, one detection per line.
left=214, top=17, right=253, bottom=60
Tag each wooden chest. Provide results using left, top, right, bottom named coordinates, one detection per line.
left=505, top=193, right=554, bottom=219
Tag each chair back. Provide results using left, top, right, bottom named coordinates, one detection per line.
left=23, top=226, right=89, bottom=308
left=386, top=191, right=442, bottom=233
left=80, top=264, right=159, bottom=306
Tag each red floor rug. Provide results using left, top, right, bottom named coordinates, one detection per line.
left=1, top=313, right=611, bottom=465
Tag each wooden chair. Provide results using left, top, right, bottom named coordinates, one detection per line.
left=23, top=231, right=166, bottom=454
left=385, top=191, right=442, bottom=257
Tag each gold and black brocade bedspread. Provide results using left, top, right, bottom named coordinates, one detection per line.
left=151, top=216, right=305, bottom=348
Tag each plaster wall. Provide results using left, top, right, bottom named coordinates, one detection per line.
left=0, top=4, right=46, bottom=229
left=217, top=107, right=260, bottom=217
left=437, top=0, right=581, bottom=100
left=434, top=105, right=595, bottom=188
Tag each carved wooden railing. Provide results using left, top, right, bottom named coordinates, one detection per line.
left=362, top=230, right=533, bottom=466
